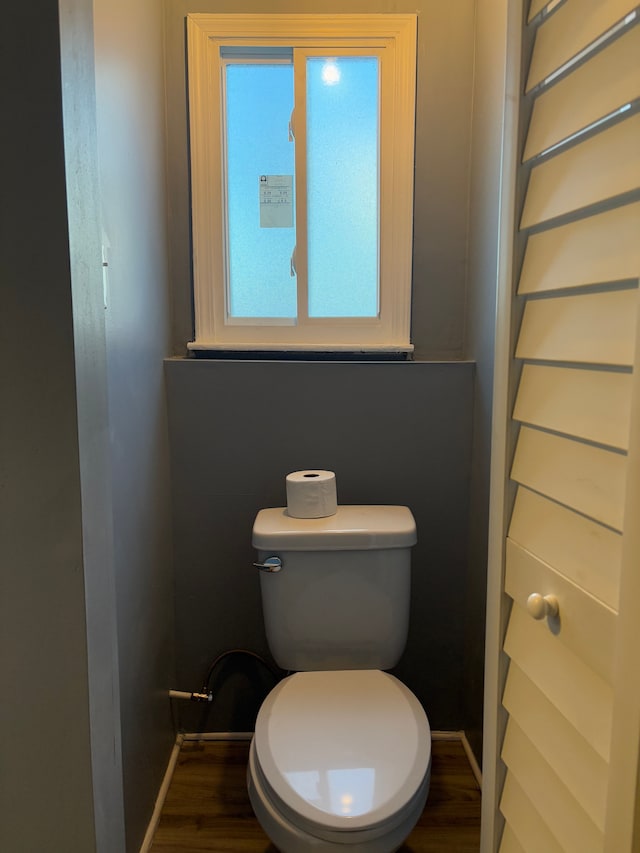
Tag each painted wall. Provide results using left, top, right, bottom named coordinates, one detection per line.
left=166, top=360, right=474, bottom=732
left=59, top=0, right=128, bottom=846
left=164, top=0, right=476, bottom=359
left=462, top=0, right=512, bottom=763
left=0, top=2, right=117, bottom=849
left=1, top=0, right=176, bottom=851
left=162, top=0, right=481, bottom=736
left=92, top=0, right=176, bottom=849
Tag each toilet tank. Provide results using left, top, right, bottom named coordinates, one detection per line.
left=252, top=506, right=417, bottom=672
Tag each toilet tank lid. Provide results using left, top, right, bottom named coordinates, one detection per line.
left=252, top=505, right=417, bottom=551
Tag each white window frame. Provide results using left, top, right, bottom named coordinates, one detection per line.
left=186, top=14, right=417, bottom=353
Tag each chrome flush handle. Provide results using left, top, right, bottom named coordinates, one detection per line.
left=253, top=556, right=282, bottom=573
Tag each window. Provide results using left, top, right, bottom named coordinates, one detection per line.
left=186, top=14, right=417, bottom=352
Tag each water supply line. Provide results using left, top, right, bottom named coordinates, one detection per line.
left=168, top=689, right=213, bottom=703
left=168, top=648, right=283, bottom=703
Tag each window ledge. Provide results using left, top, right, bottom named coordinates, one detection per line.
left=187, top=342, right=414, bottom=361
left=188, top=341, right=413, bottom=353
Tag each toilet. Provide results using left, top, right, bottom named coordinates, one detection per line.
left=248, top=505, right=431, bottom=853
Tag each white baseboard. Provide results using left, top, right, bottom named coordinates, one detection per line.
left=460, top=732, right=483, bottom=789
left=139, top=728, right=481, bottom=851
left=182, top=731, right=254, bottom=741
left=182, top=728, right=482, bottom=783
left=432, top=729, right=482, bottom=789
left=139, top=733, right=184, bottom=853
left=431, top=729, right=465, bottom=740
left=138, top=732, right=254, bottom=851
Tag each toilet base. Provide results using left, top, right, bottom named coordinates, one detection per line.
left=247, top=738, right=430, bottom=853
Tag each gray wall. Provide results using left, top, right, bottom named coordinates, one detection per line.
left=166, top=360, right=474, bottom=732
left=92, top=0, right=176, bottom=849
left=59, top=0, right=127, bottom=847
left=0, top=2, right=117, bottom=850
left=462, top=0, right=513, bottom=762
left=1, top=1, right=176, bottom=851
left=162, top=0, right=482, bottom=739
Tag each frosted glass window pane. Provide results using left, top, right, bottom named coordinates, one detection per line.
left=225, top=63, right=296, bottom=318
left=306, top=57, right=379, bottom=318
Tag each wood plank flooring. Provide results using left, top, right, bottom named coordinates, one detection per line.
left=150, top=739, right=481, bottom=852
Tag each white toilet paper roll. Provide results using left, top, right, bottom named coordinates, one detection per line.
left=286, top=470, right=338, bottom=518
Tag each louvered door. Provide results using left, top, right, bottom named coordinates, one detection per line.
left=482, top=1, right=640, bottom=851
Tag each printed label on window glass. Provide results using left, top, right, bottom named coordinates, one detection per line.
left=259, top=175, right=294, bottom=228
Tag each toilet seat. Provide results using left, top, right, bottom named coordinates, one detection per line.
left=253, top=670, right=431, bottom=841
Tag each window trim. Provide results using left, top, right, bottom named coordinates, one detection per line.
left=186, top=13, right=417, bottom=353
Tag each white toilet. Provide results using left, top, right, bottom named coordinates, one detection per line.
left=248, top=505, right=431, bottom=853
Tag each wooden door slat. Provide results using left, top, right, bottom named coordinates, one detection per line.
left=504, top=604, right=613, bottom=759
left=521, top=113, right=640, bottom=228
left=527, top=0, right=637, bottom=92
left=513, top=363, right=632, bottom=450
left=502, top=720, right=603, bottom=853
left=503, top=662, right=609, bottom=827
left=524, top=25, right=640, bottom=160
left=511, top=426, right=627, bottom=531
left=515, top=289, right=638, bottom=367
left=501, top=772, right=563, bottom=853
left=518, top=202, right=640, bottom=295
left=508, top=486, right=622, bottom=609
left=506, top=538, right=617, bottom=681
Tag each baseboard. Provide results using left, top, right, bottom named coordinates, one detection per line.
left=182, top=731, right=254, bottom=741
left=460, top=732, right=483, bottom=789
left=432, top=730, right=482, bottom=789
left=431, top=729, right=465, bottom=740
left=139, top=733, right=184, bottom=853
left=140, top=728, right=481, bottom=850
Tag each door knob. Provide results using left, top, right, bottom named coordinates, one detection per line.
left=526, top=592, right=559, bottom=620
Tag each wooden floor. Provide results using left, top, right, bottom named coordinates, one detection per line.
left=150, top=738, right=481, bottom=852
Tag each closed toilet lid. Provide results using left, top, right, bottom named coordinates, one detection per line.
left=254, top=670, right=431, bottom=832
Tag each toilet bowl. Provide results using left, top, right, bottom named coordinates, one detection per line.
left=247, top=669, right=431, bottom=853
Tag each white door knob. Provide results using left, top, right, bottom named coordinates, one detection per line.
left=527, top=592, right=559, bottom=620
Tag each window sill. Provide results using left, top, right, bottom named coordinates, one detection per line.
left=187, top=342, right=414, bottom=361
left=188, top=342, right=413, bottom=353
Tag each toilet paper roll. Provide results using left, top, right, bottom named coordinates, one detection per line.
left=286, top=470, right=338, bottom=518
